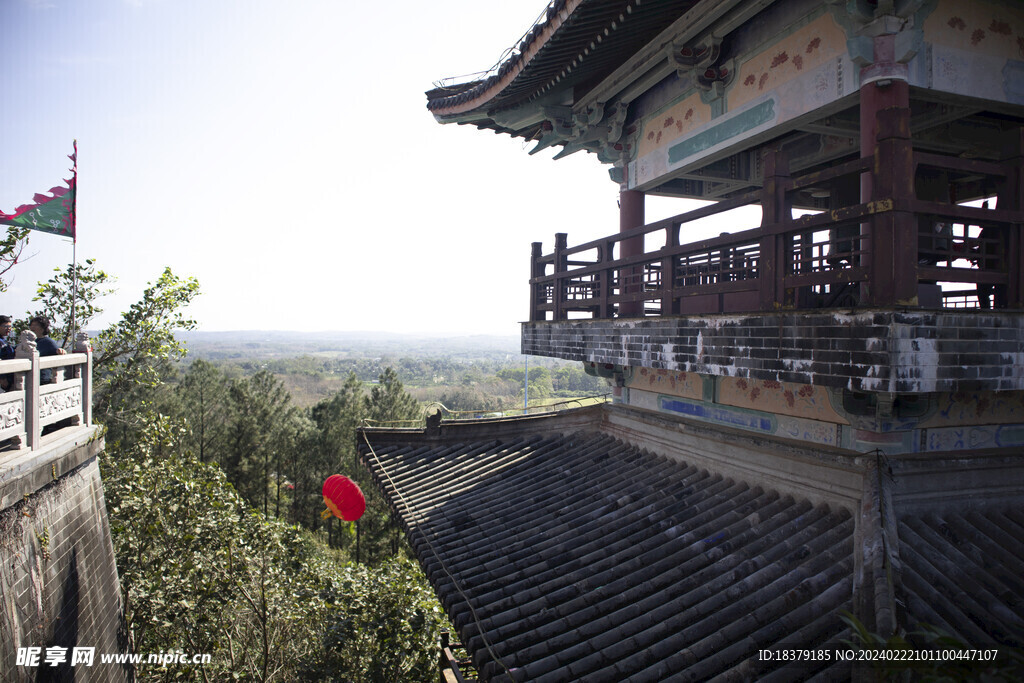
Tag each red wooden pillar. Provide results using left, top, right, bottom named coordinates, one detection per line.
left=870, top=107, right=916, bottom=306
left=859, top=34, right=913, bottom=305
left=759, top=149, right=790, bottom=310
left=999, top=128, right=1024, bottom=308
left=553, top=233, right=568, bottom=320
left=661, top=222, right=679, bottom=316
left=530, top=242, right=544, bottom=321
left=619, top=189, right=645, bottom=317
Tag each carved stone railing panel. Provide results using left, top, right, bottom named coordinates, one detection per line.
left=39, top=386, right=83, bottom=426
left=0, top=397, right=25, bottom=442
left=0, top=330, right=93, bottom=450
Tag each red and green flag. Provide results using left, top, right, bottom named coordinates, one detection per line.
left=0, top=142, right=77, bottom=240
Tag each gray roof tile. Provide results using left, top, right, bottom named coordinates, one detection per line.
left=360, top=413, right=1024, bottom=680
left=361, top=428, right=856, bottom=680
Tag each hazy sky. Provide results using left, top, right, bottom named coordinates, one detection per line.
left=1, top=0, right=725, bottom=336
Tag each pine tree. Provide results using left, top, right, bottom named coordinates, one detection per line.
left=364, top=367, right=421, bottom=425
left=176, top=359, right=230, bottom=463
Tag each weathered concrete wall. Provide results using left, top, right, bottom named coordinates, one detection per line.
left=0, top=429, right=128, bottom=682
left=523, top=309, right=1024, bottom=394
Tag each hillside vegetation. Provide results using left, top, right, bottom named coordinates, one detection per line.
left=16, top=258, right=606, bottom=681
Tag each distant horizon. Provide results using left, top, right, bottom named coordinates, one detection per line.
left=0, top=0, right=626, bottom=338
left=176, top=328, right=522, bottom=339
left=1, top=0, right=733, bottom=338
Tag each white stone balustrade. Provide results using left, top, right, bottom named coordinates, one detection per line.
left=0, top=331, right=92, bottom=450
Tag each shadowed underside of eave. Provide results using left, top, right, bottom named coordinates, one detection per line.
left=426, top=0, right=702, bottom=134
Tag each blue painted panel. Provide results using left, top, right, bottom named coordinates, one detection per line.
left=1003, top=59, right=1024, bottom=105
left=667, top=99, right=776, bottom=165
left=660, top=396, right=774, bottom=432
left=996, top=424, right=1024, bottom=448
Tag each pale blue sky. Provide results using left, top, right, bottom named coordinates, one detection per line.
left=1, top=0, right=716, bottom=336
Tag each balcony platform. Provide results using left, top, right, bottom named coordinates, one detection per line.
left=523, top=308, right=1024, bottom=395
left=0, top=424, right=105, bottom=509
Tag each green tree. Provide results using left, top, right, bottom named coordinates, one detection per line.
left=358, top=368, right=422, bottom=564
left=0, top=227, right=30, bottom=291
left=92, top=267, right=201, bottom=429
left=101, top=412, right=338, bottom=681
left=224, top=370, right=302, bottom=517
left=304, top=373, right=365, bottom=538
left=317, top=557, right=446, bottom=682
left=436, top=386, right=505, bottom=413
left=312, top=372, right=364, bottom=472
left=364, top=367, right=421, bottom=425
left=20, top=261, right=449, bottom=679
left=17, top=258, right=114, bottom=348
left=496, top=367, right=525, bottom=384
left=526, top=366, right=554, bottom=400
left=14, top=262, right=198, bottom=450
left=176, top=358, right=230, bottom=463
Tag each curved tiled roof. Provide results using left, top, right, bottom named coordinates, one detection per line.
left=426, top=0, right=701, bottom=133
left=361, top=409, right=1024, bottom=680
left=898, top=511, right=1024, bottom=649
left=362, top=430, right=855, bottom=680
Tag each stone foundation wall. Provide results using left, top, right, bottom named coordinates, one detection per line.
left=522, top=309, right=1024, bottom=394
left=0, top=443, right=128, bottom=682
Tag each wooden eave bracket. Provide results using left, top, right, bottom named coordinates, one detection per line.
left=666, top=34, right=722, bottom=79
left=555, top=103, right=630, bottom=160
left=533, top=102, right=628, bottom=159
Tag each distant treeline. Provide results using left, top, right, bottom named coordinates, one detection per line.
left=202, top=353, right=608, bottom=409
left=180, top=330, right=522, bottom=362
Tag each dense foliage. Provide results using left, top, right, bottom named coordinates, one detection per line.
left=19, top=259, right=452, bottom=681
left=101, top=408, right=446, bottom=681
left=13, top=247, right=608, bottom=680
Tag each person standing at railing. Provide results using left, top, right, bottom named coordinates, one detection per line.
left=0, top=316, right=14, bottom=361
left=0, top=316, right=14, bottom=391
left=29, top=316, right=65, bottom=384
left=971, top=201, right=1007, bottom=310
left=916, top=170, right=954, bottom=269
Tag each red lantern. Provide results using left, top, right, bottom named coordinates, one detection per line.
left=322, top=475, right=366, bottom=521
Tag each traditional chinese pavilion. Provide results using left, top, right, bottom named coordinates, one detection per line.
left=360, top=1, right=1024, bottom=679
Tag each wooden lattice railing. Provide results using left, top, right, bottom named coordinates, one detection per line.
left=530, top=109, right=1024, bottom=321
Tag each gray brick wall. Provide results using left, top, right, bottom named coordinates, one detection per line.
left=523, top=310, right=1024, bottom=394
left=0, top=455, right=129, bottom=682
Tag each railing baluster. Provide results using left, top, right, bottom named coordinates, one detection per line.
left=16, top=338, right=41, bottom=450
left=662, top=221, right=679, bottom=315
left=759, top=148, right=790, bottom=309
left=554, top=233, right=567, bottom=321
left=529, top=142, right=1023, bottom=319
left=75, top=333, right=93, bottom=427
left=530, top=242, right=544, bottom=322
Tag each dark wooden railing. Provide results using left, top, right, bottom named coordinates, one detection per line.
left=438, top=632, right=470, bottom=683
left=530, top=109, right=1024, bottom=321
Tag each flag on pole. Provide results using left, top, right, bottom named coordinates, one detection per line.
left=0, top=142, right=77, bottom=240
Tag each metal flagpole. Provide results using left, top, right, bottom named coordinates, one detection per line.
left=70, top=241, right=77, bottom=345
left=69, top=140, right=78, bottom=348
